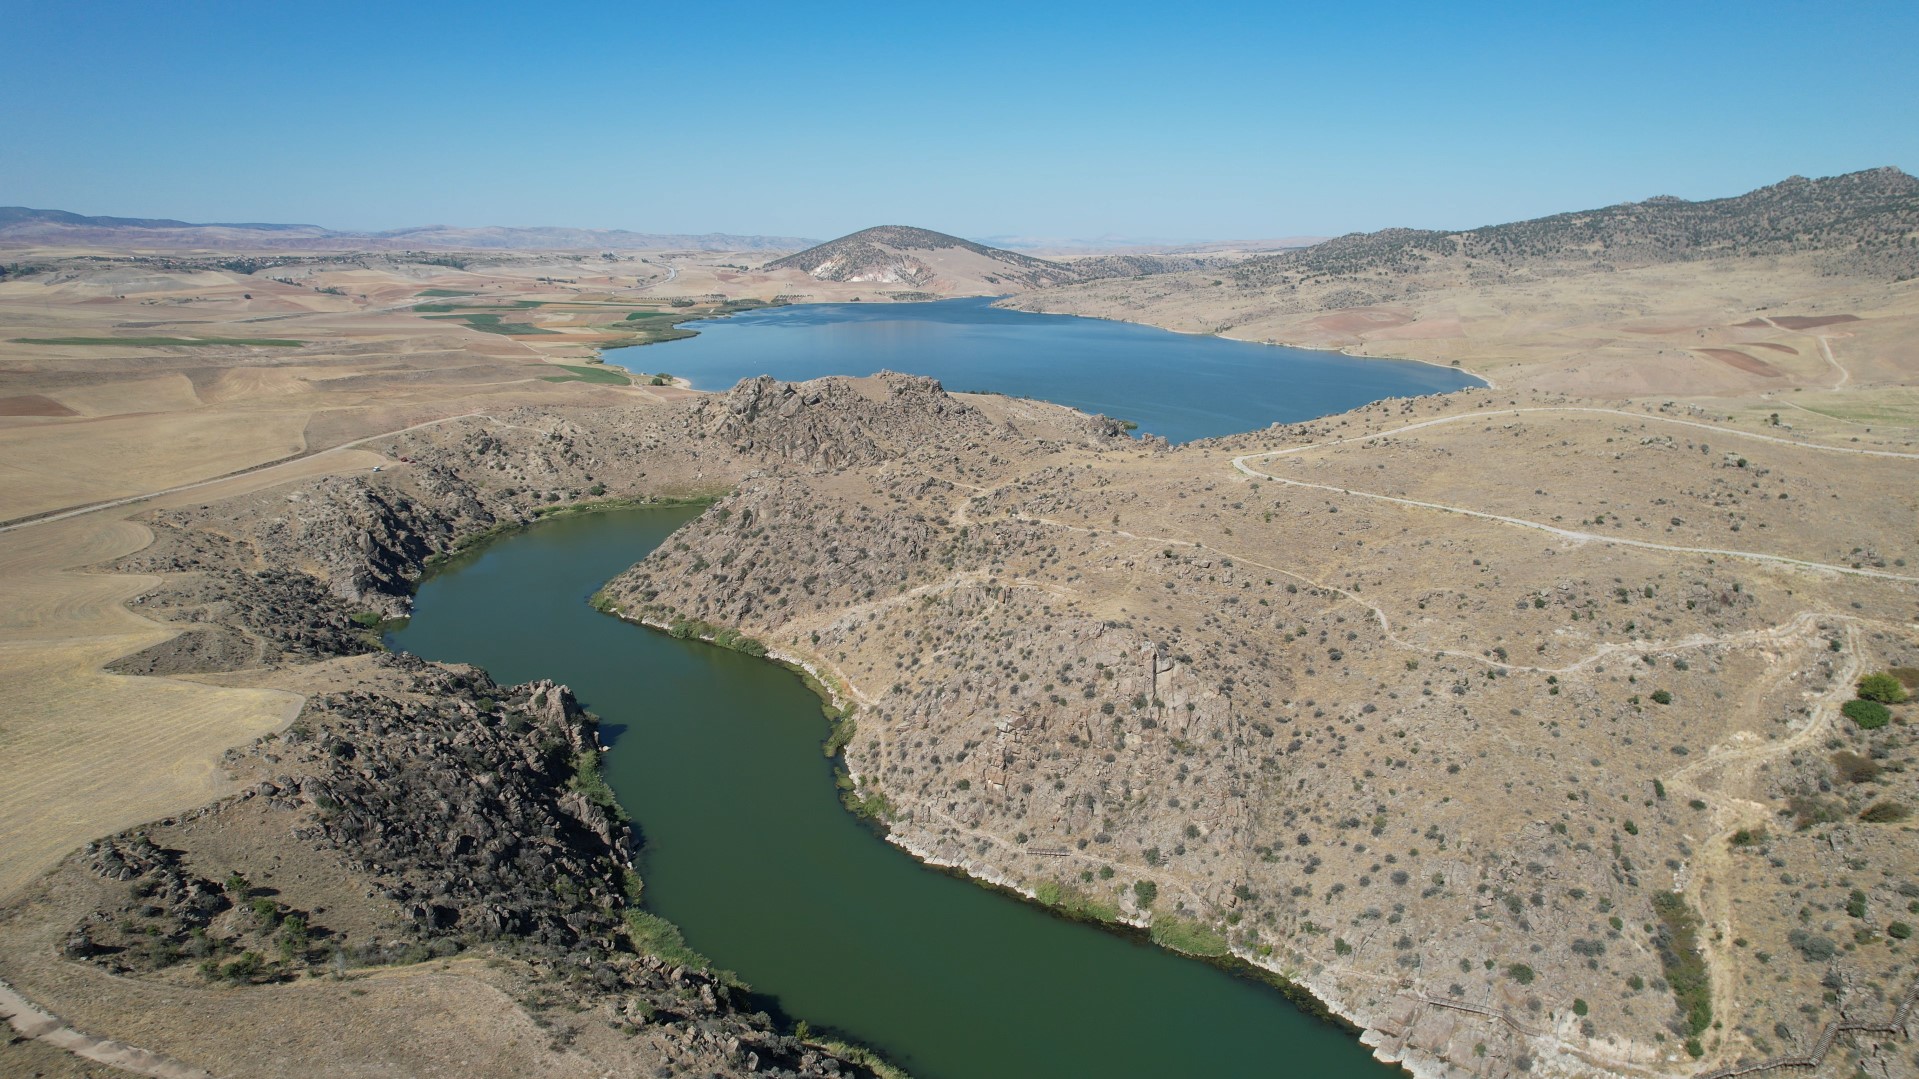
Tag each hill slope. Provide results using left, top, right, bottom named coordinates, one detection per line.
left=1235, top=165, right=1919, bottom=286
left=1003, top=167, right=1919, bottom=396
left=764, top=225, right=1085, bottom=291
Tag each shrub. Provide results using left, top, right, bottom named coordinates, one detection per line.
left=1843, top=699, right=1892, bottom=730
left=1833, top=751, right=1883, bottom=784
left=1890, top=922, right=1914, bottom=940
left=1859, top=672, right=1909, bottom=704
left=1788, top=929, right=1836, bottom=961
left=624, top=910, right=710, bottom=971
left=221, top=951, right=264, bottom=983
left=1133, top=880, right=1158, bottom=907
left=1651, top=690, right=1672, bottom=705
left=1861, top=801, right=1911, bottom=823
left=1506, top=963, right=1536, bottom=985
left=1149, top=915, right=1229, bottom=957
left=567, top=751, right=628, bottom=821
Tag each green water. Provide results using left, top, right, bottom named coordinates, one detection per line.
left=391, top=508, right=1398, bottom=1078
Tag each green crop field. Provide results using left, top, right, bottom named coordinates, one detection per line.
left=541, top=364, right=631, bottom=385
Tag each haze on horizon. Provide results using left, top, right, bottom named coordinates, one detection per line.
left=4, top=0, right=1915, bottom=243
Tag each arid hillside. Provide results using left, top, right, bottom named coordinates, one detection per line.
left=606, top=375, right=1919, bottom=1078
left=1005, top=169, right=1919, bottom=409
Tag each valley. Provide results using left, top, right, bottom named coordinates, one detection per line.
left=1, top=167, right=1916, bottom=1079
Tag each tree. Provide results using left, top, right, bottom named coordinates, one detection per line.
left=1133, top=879, right=1158, bottom=907
left=1859, top=672, right=1909, bottom=704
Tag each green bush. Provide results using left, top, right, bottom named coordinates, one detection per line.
left=1860, top=672, right=1909, bottom=704
left=1506, top=963, right=1535, bottom=985
left=1650, top=690, right=1672, bottom=705
left=1889, top=922, right=1913, bottom=940
left=1844, top=698, right=1892, bottom=729
left=1133, top=879, right=1159, bottom=907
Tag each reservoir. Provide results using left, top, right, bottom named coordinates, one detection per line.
left=604, top=296, right=1481, bottom=443
left=391, top=302, right=1468, bottom=1076
left=391, top=507, right=1399, bottom=1078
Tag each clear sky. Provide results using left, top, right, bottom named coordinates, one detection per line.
left=5, top=0, right=1915, bottom=243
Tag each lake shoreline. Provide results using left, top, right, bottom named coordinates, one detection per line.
left=597, top=296, right=1484, bottom=440
left=601, top=597, right=1421, bottom=1078
left=988, top=296, right=1497, bottom=392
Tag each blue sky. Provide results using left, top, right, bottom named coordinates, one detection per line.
left=4, top=0, right=1914, bottom=241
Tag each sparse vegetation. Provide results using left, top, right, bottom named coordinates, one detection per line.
left=1651, top=892, right=1711, bottom=1037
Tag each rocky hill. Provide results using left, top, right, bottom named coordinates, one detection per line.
left=1232, top=166, right=1919, bottom=286
left=764, top=225, right=1085, bottom=291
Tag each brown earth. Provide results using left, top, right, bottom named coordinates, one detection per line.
left=0, top=394, right=79, bottom=417
left=1739, top=315, right=1863, bottom=330
left=1695, top=349, right=1784, bottom=377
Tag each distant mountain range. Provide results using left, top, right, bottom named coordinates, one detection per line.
left=0, top=207, right=817, bottom=252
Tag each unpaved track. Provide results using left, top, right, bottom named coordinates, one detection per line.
left=0, top=410, right=484, bottom=534
left=1671, top=622, right=1864, bottom=1042
left=1232, top=408, right=1919, bottom=584
left=1, top=977, right=214, bottom=1079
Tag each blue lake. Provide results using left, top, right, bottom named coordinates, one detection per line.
left=605, top=297, right=1482, bottom=443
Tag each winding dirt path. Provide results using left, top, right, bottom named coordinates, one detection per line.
left=1670, top=621, right=1864, bottom=1057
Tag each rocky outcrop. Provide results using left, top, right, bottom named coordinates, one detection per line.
left=274, top=658, right=629, bottom=950
left=53, top=652, right=882, bottom=1077
left=690, top=372, right=995, bottom=469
